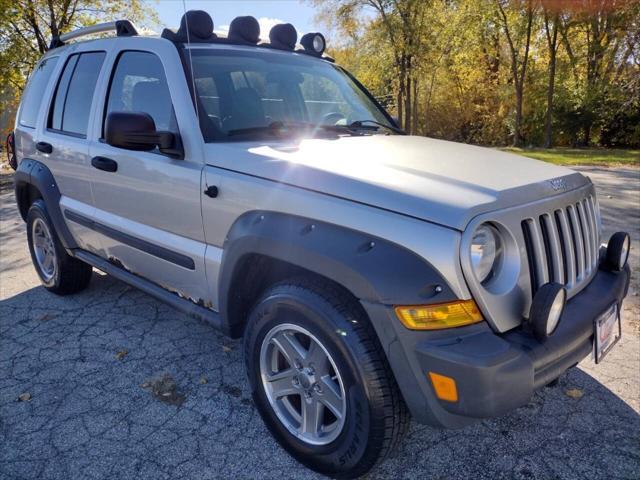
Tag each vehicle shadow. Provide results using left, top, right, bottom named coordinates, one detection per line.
left=1, top=273, right=638, bottom=479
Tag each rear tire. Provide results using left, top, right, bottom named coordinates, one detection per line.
left=26, top=199, right=92, bottom=295
left=244, top=278, right=409, bottom=479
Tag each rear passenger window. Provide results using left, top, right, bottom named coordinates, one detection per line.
left=105, top=51, right=177, bottom=135
left=48, top=52, right=106, bottom=136
left=19, top=57, right=59, bottom=128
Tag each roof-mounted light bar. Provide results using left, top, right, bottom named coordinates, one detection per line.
left=269, top=23, right=297, bottom=50
left=160, top=10, right=332, bottom=60
left=300, top=32, right=326, bottom=56
left=49, top=20, right=138, bottom=49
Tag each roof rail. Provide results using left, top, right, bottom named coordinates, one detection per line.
left=49, top=20, right=138, bottom=49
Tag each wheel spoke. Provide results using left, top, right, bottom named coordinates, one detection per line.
left=272, top=331, right=306, bottom=365
left=318, top=376, right=343, bottom=419
left=34, top=235, right=45, bottom=249
left=305, top=340, right=329, bottom=375
left=43, top=253, right=54, bottom=271
left=266, top=368, right=298, bottom=398
left=301, top=398, right=323, bottom=435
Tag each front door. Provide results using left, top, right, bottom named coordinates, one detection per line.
left=88, top=46, right=210, bottom=306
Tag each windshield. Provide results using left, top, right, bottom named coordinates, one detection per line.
left=187, top=47, right=396, bottom=142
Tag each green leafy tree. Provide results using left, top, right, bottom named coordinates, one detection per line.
left=0, top=0, right=157, bottom=137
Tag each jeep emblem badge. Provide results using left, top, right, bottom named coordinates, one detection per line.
left=548, top=178, right=568, bottom=191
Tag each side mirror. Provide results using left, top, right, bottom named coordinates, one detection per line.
left=105, top=111, right=183, bottom=159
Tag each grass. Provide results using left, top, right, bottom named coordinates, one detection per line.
left=502, top=147, right=640, bottom=167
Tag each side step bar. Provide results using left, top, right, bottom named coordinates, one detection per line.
left=75, top=250, right=223, bottom=331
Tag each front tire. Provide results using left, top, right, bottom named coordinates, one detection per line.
left=244, top=278, right=409, bottom=479
left=26, top=199, right=92, bottom=295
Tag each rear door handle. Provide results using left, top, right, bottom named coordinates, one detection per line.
left=91, top=156, right=118, bottom=172
left=36, top=142, right=53, bottom=154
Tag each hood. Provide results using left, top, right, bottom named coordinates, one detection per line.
left=205, top=135, right=588, bottom=230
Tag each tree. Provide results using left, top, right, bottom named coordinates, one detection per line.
left=312, top=0, right=430, bottom=133
left=313, top=0, right=639, bottom=147
left=0, top=0, right=156, bottom=135
left=495, top=0, right=535, bottom=147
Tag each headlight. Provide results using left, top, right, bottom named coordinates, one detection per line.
left=470, top=224, right=501, bottom=283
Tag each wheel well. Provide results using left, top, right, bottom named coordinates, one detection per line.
left=16, top=182, right=42, bottom=221
left=226, top=254, right=363, bottom=338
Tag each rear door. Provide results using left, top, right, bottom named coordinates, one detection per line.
left=88, top=41, right=211, bottom=306
left=35, top=49, right=108, bottom=253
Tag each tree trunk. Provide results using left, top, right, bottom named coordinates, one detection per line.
left=403, top=56, right=412, bottom=133
left=412, top=79, right=418, bottom=135
left=543, top=55, right=556, bottom=148
left=514, top=89, right=523, bottom=147
left=397, top=71, right=405, bottom=130
left=544, top=12, right=559, bottom=148
left=584, top=124, right=591, bottom=146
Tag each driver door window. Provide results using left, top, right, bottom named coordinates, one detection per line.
left=104, top=51, right=178, bottom=137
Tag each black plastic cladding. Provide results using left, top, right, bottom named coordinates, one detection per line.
left=14, top=159, right=78, bottom=251
left=218, top=211, right=457, bottom=335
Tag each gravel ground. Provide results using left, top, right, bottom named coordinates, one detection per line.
left=1, top=166, right=639, bottom=480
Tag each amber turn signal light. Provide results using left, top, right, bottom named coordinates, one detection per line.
left=394, top=300, right=483, bottom=330
left=428, top=372, right=458, bottom=402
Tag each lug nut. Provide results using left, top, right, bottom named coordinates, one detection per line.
left=292, top=377, right=299, bottom=387
left=294, top=360, right=303, bottom=370
left=313, top=384, right=322, bottom=393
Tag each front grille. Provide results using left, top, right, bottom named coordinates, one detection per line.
left=521, top=195, right=600, bottom=296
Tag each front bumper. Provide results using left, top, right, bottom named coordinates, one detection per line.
left=362, top=263, right=630, bottom=428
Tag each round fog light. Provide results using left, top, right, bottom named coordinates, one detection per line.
left=606, top=232, right=630, bottom=271
left=529, top=283, right=566, bottom=341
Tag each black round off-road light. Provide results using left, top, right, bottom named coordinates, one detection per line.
left=529, top=283, right=566, bottom=341
left=269, top=23, right=297, bottom=50
left=606, top=232, right=630, bottom=272
left=301, top=32, right=326, bottom=55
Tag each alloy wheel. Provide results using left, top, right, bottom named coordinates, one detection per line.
left=259, top=323, right=347, bottom=445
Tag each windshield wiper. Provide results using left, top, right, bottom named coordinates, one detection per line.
left=347, top=119, right=405, bottom=135
left=227, top=122, right=286, bottom=137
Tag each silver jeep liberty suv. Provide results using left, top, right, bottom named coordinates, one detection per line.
left=13, top=10, right=631, bottom=479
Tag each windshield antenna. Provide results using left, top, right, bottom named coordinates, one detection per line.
left=181, top=0, right=199, bottom=121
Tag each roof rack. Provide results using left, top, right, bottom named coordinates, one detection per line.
left=49, top=20, right=138, bottom=49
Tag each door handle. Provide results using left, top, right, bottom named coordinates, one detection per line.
left=91, top=156, right=118, bottom=172
left=36, top=142, right=53, bottom=154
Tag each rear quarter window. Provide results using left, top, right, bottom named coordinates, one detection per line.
left=18, top=57, right=59, bottom=128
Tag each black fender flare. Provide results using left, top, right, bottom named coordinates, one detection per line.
left=218, top=211, right=457, bottom=333
left=14, top=159, right=78, bottom=250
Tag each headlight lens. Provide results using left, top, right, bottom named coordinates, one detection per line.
left=470, top=224, right=500, bottom=283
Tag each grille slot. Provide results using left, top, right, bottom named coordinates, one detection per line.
left=522, top=195, right=599, bottom=296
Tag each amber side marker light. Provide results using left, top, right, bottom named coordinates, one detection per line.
left=428, top=372, right=458, bottom=402
left=394, top=300, right=483, bottom=330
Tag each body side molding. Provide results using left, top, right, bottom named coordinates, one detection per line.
left=64, top=210, right=196, bottom=270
